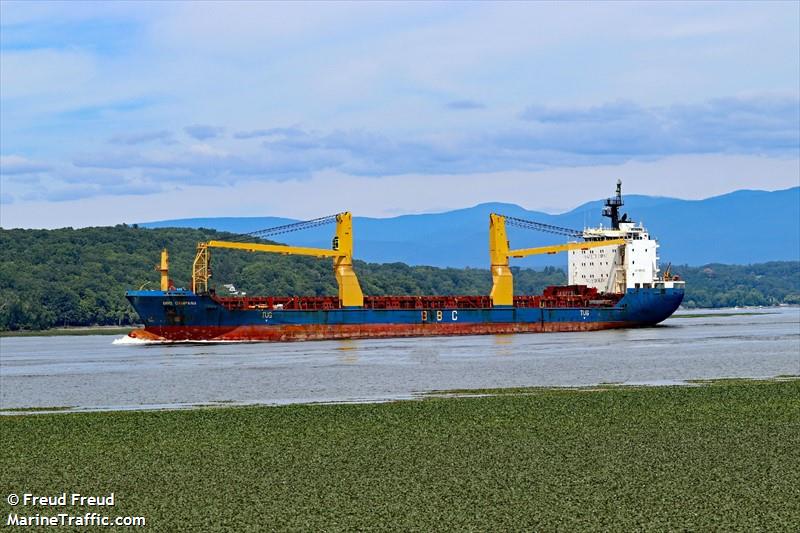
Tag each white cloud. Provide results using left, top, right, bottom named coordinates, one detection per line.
left=0, top=155, right=52, bottom=174
left=56, top=94, right=798, bottom=192
left=2, top=154, right=797, bottom=228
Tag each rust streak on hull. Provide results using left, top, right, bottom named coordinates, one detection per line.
left=129, top=321, right=636, bottom=342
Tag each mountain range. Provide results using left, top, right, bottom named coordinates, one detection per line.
left=141, top=187, right=800, bottom=267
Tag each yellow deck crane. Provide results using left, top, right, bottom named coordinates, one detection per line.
left=191, top=212, right=364, bottom=307
left=157, top=248, right=170, bottom=291
left=489, top=213, right=626, bottom=306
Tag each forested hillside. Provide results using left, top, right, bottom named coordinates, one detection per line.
left=672, top=262, right=800, bottom=309
left=1, top=226, right=798, bottom=330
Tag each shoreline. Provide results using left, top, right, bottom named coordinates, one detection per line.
left=2, top=376, right=797, bottom=416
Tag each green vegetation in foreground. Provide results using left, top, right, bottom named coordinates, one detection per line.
left=2, top=381, right=798, bottom=531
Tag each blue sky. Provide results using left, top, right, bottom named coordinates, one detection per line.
left=1, top=1, right=798, bottom=228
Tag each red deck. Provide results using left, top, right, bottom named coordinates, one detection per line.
left=212, top=285, right=622, bottom=311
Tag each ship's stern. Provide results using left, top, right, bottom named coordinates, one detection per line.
left=125, top=289, right=208, bottom=341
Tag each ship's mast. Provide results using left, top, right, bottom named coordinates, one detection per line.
left=602, top=179, right=626, bottom=229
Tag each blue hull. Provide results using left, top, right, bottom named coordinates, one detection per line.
left=125, top=287, right=684, bottom=342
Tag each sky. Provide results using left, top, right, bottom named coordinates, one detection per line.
left=1, top=1, right=798, bottom=228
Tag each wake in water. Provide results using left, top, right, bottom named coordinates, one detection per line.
left=112, top=335, right=154, bottom=345
left=111, top=335, right=256, bottom=345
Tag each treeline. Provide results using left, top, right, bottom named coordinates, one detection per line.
left=0, top=226, right=797, bottom=330
left=671, top=262, right=800, bottom=309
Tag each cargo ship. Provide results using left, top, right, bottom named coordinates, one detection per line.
left=126, top=181, right=684, bottom=342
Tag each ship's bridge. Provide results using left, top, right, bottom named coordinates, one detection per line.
left=582, top=222, right=648, bottom=241
left=551, top=180, right=683, bottom=294
left=569, top=219, right=679, bottom=293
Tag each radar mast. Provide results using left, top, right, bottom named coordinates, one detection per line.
left=602, top=179, right=629, bottom=229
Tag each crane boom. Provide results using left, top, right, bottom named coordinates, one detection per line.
left=204, top=241, right=341, bottom=258
left=509, top=239, right=625, bottom=259
left=489, top=213, right=625, bottom=306
left=502, top=215, right=583, bottom=238
left=234, top=214, right=339, bottom=241
left=192, top=212, right=364, bottom=307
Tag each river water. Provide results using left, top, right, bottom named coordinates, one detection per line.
left=1, top=308, right=798, bottom=413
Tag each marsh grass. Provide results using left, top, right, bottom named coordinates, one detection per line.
left=2, top=380, right=798, bottom=531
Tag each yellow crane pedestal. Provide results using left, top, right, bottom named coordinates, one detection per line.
left=157, top=248, right=170, bottom=291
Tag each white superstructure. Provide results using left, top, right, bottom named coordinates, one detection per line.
left=568, top=222, right=659, bottom=292
left=567, top=180, right=684, bottom=294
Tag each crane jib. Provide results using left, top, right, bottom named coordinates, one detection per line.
left=500, top=214, right=583, bottom=238
left=230, top=213, right=341, bottom=242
